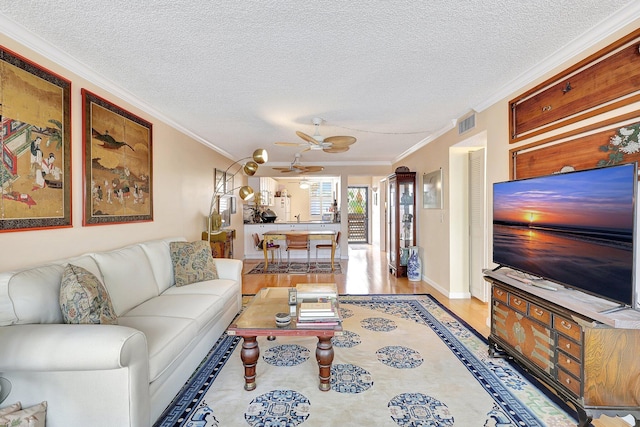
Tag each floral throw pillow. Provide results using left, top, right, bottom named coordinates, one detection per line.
left=0, top=401, right=46, bottom=427
left=170, top=241, right=218, bottom=287
left=59, top=264, right=118, bottom=324
left=0, top=402, right=21, bottom=417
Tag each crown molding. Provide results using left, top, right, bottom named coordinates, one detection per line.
left=394, top=121, right=456, bottom=163
left=0, top=13, right=234, bottom=160
left=473, top=2, right=640, bottom=113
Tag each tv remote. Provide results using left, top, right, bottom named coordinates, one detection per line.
left=530, top=281, right=558, bottom=292
left=505, top=272, right=532, bottom=284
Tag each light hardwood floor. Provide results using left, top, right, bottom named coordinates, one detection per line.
left=241, top=244, right=630, bottom=427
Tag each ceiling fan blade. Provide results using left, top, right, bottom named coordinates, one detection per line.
left=300, top=146, right=311, bottom=153
left=304, top=166, right=324, bottom=172
left=275, top=141, right=304, bottom=147
left=324, top=146, right=349, bottom=153
left=296, top=131, right=321, bottom=145
left=272, top=167, right=292, bottom=171
left=324, top=135, right=356, bottom=145
left=292, top=164, right=305, bottom=170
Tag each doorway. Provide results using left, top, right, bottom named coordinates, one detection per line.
left=347, top=186, right=368, bottom=243
left=449, top=131, right=488, bottom=301
left=469, top=148, right=487, bottom=301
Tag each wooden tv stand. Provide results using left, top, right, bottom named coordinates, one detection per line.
left=484, top=269, right=640, bottom=427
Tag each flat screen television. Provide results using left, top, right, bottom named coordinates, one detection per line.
left=492, top=162, right=637, bottom=308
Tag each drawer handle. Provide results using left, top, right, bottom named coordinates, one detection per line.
left=561, top=320, right=572, bottom=330
left=565, top=358, right=571, bottom=365
left=565, top=343, right=572, bottom=350
left=533, top=308, right=544, bottom=316
left=542, top=105, right=552, bottom=112
left=565, top=378, right=572, bottom=385
left=512, top=298, right=523, bottom=306
left=496, top=290, right=504, bottom=296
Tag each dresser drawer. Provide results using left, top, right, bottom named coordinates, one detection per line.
left=492, top=286, right=508, bottom=304
left=557, top=351, right=582, bottom=379
left=557, top=334, right=582, bottom=360
left=528, top=303, right=551, bottom=327
left=509, top=294, right=527, bottom=314
left=553, top=315, right=582, bottom=342
left=557, top=368, right=581, bottom=397
left=508, top=294, right=527, bottom=314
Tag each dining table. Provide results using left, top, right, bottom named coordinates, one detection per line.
left=262, top=230, right=337, bottom=270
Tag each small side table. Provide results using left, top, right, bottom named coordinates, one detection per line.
left=202, top=229, right=235, bottom=258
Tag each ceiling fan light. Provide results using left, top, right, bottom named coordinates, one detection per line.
left=299, top=181, right=310, bottom=189
left=252, top=149, right=268, bottom=164
left=243, top=161, right=258, bottom=176
left=239, top=185, right=255, bottom=200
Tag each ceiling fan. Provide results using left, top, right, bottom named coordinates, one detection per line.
left=275, top=117, right=356, bottom=153
left=272, top=153, right=324, bottom=174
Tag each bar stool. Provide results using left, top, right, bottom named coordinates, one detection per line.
left=286, top=234, right=310, bottom=272
left=315, top=231, right=340, bottom=269
left=253, top=233, right=281, bottom=264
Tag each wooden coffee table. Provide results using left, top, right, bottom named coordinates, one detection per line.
left=227, top=287, right=342, bottom=391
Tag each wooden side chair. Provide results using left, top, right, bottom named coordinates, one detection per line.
left=253, top=233, right=281, bottom=264
left=315, top=231, right=341, bottom=270
left=286, top=234, right=310, bottom=272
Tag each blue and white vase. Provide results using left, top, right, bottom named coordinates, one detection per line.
left=407, top=246, right=421, bottom=282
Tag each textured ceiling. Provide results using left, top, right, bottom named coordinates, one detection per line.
left=1, top=1, right=639, bottom=170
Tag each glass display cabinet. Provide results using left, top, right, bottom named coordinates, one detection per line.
left=388, top=171, right=416, bottom=277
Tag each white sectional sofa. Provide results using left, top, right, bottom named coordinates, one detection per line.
left=0, top=237, right=243, bottom=427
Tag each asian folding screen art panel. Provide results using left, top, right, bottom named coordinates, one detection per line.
left=82, top=89, right=153, bottom=225
left=0, top=46, right=72, bottom=232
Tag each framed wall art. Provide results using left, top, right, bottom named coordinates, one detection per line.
left=0, top=46, right=72, bottom=232
left=82, top=89, right=153, bottom=225
left=422, top=168, right=442, bottom=209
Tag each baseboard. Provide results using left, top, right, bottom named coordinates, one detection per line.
left=421, top=274, right=471, bottom=299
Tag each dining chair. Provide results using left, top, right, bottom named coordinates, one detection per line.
left=286, top=234, right=310, bottom=272
left=315, top=231, right=340, bottom=269
left=253, top=233, right=281, bottom=264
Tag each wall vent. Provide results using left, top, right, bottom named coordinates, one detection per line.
left=458, top=114, right=475, bottom=135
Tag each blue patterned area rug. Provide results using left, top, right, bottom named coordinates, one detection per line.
left=154, top=294, right=577, bottom=427
left=247, top=261, right=342, bottom=274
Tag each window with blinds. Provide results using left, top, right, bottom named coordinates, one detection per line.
left=309, top=180, right=334, bottom=218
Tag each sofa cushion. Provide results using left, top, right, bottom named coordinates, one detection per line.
left=92, top=245, right=159, bottom=316
left=169, top=241, right=218, bottom=286
left=0, top=272, right=18, bottom=326
left=162, top=278, right=239, bottom=303
left=139, top=237, right=186, bottom=294
left=123, top=294, right=224, bottom=331
left=1, top=264, right=65, bottom=326
left=117, top=315, right=197, bottom=382
left=0, top=255, right=102, bottom=326
left=59, top=264, right=118, bottom=325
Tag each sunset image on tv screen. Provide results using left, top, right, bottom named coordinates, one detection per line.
left=493, top=163, right=636, bottom=306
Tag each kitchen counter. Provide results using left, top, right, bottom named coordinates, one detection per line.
left=244, top=222, right=342, bottom=260
left=275, top=220, right=340, bottom=224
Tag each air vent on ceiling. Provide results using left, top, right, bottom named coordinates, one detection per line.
left=458, top=114, right=475, bottom=135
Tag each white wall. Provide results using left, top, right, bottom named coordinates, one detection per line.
left=395, top=18, right=640, bottom=299
left=0, top=34, right=245, bottom=271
